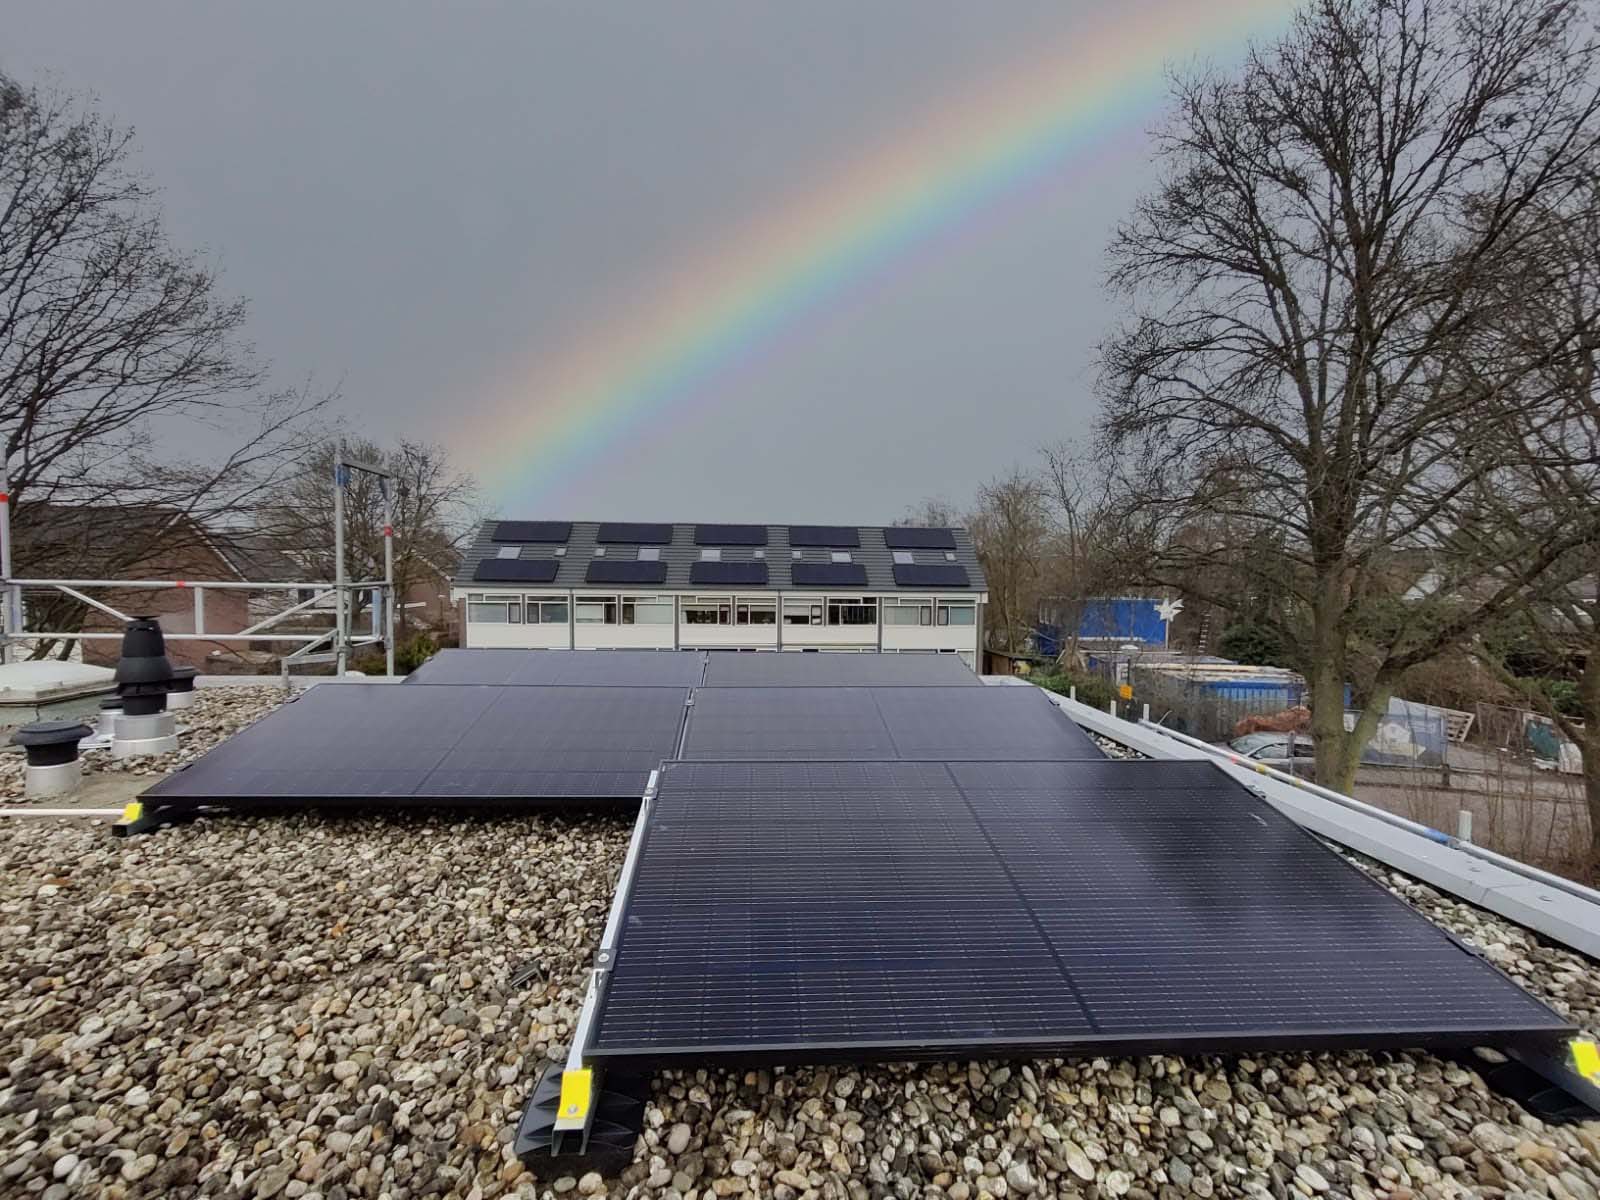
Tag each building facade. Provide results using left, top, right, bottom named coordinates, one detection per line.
left=451, top=521, right=987, bottom=667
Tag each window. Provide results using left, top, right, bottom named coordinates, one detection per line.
left=827, top=596, right=877, bottom=626
left=944, top=551, right=957, bottom=562
left=736, top=599, right=777, bottom=625
left=700, top=548, right=721, bottom=561
left=638, top=547, right=661, bottom=562
left=622, top=595, right=674, bottom=624
left=683, top=596, right=731, bottom=625
left=554, top=547, right=567, bottom=557
left=496, top=546, right=521, bottom=559
left=892, top=550, right=914, bottom=565
left=937, top=601, right=976, bottom=626
left=467, top=593, right=523, bottom=624
left=783, top=600, right=822, bottom=626
left=576, top=597, right=617, bottom=624
left=883, top=597, right=932, bottom=626
left=522, top=597, right=569, bottom=624
left=753, top=549, right=765, bottom=559
left=593, top=547, right=606, bottom=557
left=830, top=551, right=852, bottom=563
left=791, top=550, right=803, bottom=560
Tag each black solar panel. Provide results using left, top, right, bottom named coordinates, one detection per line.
left=492, top=521, right=572, bottom=543
left=406, top=649, right=706, bottom=687
left=690, top=561, right=768, bottom=586
left=681, top=686, right=1102, bottom=760
left=140, top=683, right=689, bottom=806
left=892, top=563, right=971, bottom=588
left=597, top=522, right=673, bottom=544
left=787, top=525, right=860, bottom=547
left=882, top=526, right=958, bottom=550
left=474, top=558, right=560, bottom=584
left=587, top=560, right=669, bottom=585
left=587, top=759, right=1572, bottom=1062
left=790, top=562, right=868, bottom=587
left=701, top=653, right=980, bottom=687
left=695, top=524, right=768, bottom=546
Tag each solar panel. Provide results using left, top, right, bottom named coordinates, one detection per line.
left=892, top=563, right=971, bottom=588
left=695, top=524, right=767, bottom=546
left=882, top=526, right=958, bottom=550
left=587, top=560, right=669, bottom=585
left=681, top=686, right=1102, bottom=760
left=474, top=558, right=560, bottom=584
left=690, top=561, right=768, bottom=586
left=597, top=522, right=673, bottom=544
left=701, top=653, right=980, bottom=687
left=492, top=521, right=572, bottom=543
left=790, top=562, right=868, bottom=587
left=139, top=683, right=689, bottom=807
left=787, top=525, right=860, bottom=547
left=406, top=649, right=706, bottom=687
left=587, top=759, right=1573, bottom=1062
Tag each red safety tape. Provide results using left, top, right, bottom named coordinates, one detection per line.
left=0, top=493, right=9, bottom=503
left=175, top=580, right=187, bottom=588
left=384, top=526, right=393, bottom=537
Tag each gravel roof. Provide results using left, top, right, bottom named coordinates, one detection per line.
left=2, top=695, right=1598, bottom=1199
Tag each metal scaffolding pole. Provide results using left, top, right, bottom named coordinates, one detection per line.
left=383, top=478, right=395, bottom=677
left=333, top=454, right=348, bottom=675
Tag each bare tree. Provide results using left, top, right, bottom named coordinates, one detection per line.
left=263, top=438, right=482, bottom=636
left=0, top=73, right=326, bottom=652
left=1457, top=182, right=1600, bottom=869
left=1039, top=439, right=1129, bottom=662
left=1099, top=0, right=1600, bottom=790
left=968, top=468, right=1051, bottom=654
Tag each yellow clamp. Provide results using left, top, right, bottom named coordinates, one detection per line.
left=121, top=802, right=144, bottom=823
left=555, top=1068, right=594, bottom=1128
left=1573, top=1038, right=1600, bottom=1082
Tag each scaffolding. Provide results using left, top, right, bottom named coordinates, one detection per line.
left=0, top=451, right=397, bottom=679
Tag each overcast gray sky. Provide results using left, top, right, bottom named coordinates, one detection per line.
left=6, top=2, right=1286, bottom=522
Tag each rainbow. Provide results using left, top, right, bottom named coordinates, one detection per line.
left=465, top=1, right=1292, bottom=509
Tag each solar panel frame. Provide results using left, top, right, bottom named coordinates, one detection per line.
left=587, top=560, right=669, bottom=585
left=587, top=758, right=1574, bottom=1063
left=694, top=524, right=768, bottom=546
left=690, top=561, right=769, bottom=586
left=597, top=522, right=673, bottom=544
left=789, top=562, right=868, bottom=587
left=139, top=683, right=691, bottom=806
left=473, top=558, right=560, bottom=584
left=882, top=527, right=958, bottom=550
left=892, top=563, right=971, bottom=588
left=787, top=525, right=860, bottom=547
left=492, top=520, right=572, bottom=543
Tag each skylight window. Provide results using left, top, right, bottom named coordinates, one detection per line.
left=753, top=549, right=765, bottom=559
left=593, top=547, right=606, bottom=557
left=554, top=547, right=567, bottom=557
left=497, top=546, right=521, bottom=559
left=944, top=551, right=957, bottom=561
left=830, top=551, right=853, bottom=563
left=638, top=547, right=661, bottom=561
left=892, top=550, right=914, bottom=565
left=700, top=548, right=721, bottom=561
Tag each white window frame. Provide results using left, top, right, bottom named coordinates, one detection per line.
left=826, top=595, right=878, bottom=627
left=782, top=598, right=822, bottom=626
left=682, top=594, right=732, bottom=625
left=735, top=597, right=777, bottom=626
left=524, top=595, right=569, bottom=625
left=937, top=599, right=977, bottom=627
left=467, top=592, right=524, bottom=624
left=576, top=594, right=618, bottom=624
left=883, top=595, right=933, bottom=626
left=621, top=594, right=674, bottom=625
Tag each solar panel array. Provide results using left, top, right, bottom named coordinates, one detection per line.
left=407, top=649, right=707, bottom=688
left=690, top=561, right=768, bottom=586
left=588, top=759, right=1572, bottom=1061
left=141, top=684, right=691, bottom=805
left=587, top=560, right=669, bottom=585
left=882, top=527, right=958, bottom=550
left=474, top=559, right=560, bottom=584
left=790, top=562, right=868, bottom=587
left=681, top=686, right=1103, bottom=761
left=695, top=524, right=767, bottom=546
left=597, top=522, right=674, bottom=544
left=892, top=564, right=971, bottom=588
left=700, top=652, right=979, bottom=688
left=492, top=520, right=572, bottom=543
left=787, top=525, right=860, bottom=547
